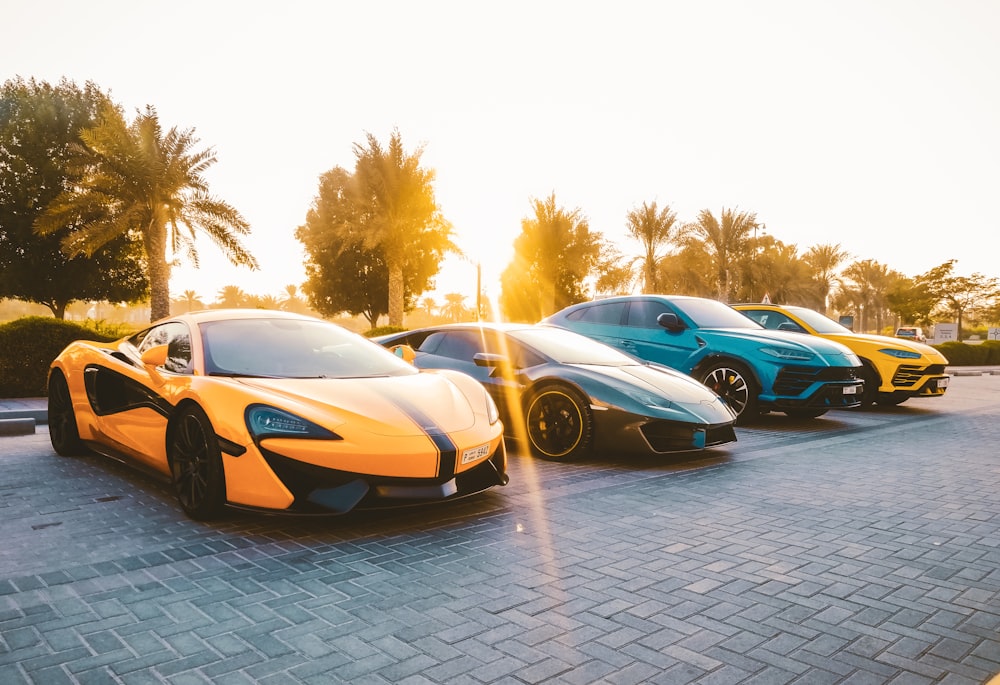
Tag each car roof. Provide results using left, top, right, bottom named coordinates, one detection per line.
left=155, top=309, right=322, bottom=326
left=404, top=321, right=539, bottom=334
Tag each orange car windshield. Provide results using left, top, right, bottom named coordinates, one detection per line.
left=200, top=318, right=417, bottom=379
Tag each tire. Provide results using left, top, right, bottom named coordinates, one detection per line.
left=700, top=361, right=760, bottom=425
left=169, top=405, right=226, bottom=520
left=47, top=371, right=85, bottom=456
left=523, top=385, right=593, bottom=461
left=857, top=363, right=879, bottom=408
left=784, top=408, right=828, bottom=419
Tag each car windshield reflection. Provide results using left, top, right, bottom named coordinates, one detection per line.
left=672, top=298, right=765, bottom=328
left=514, top=327, right=636, bottom=365
left=201, top=318, right=417, bottom=379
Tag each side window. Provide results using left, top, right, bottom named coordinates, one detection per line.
left=137, top=325, right=171, bottom=352
left=740, top=310, right=769, bottom=327
left=139, top=322, right=193, bottom=374
left=625, top=300, right=672, bottom=329
left=565, top=302, right=626, bottom=325
left=751, top=311, right=792, bottom=330
left=432, top=331, right=484, bottom=362
left=164, top=326, right=193, bottom=374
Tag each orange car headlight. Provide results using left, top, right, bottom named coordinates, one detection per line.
left=245, top=404, right=341, bottom=440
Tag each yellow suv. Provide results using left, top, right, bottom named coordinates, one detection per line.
left=733, top=303, right=950, bottom=407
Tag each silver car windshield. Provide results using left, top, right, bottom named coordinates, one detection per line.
left=513, top=327, right=636, bottom=365
left=201, top=318, right=418, bottom=379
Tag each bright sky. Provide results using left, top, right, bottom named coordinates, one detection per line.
left=5, top=1, right=999, bottom=306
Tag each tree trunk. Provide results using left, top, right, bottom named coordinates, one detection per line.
left=145, top=225, right=171, bottom=322
left=388, top=262, right=404, bottom=327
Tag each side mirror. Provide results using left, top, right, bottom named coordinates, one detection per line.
left=140, top=344, right=168, bottom=368
left=656, top=312, right=685, bottom=331
left=473, top=352, right=509, bottom=368
left=474, top=352, right=515, bottom=379
left=389, top=344, right=417, bottom=364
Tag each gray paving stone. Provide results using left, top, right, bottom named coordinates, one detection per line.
left=3, top=379, right=1000, bottom=682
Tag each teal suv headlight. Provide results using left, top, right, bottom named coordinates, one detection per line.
left=246, top=404, right=341, bottom=440
left=759, top=346, right=815, bottom=362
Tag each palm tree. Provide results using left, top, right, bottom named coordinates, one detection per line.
left=253, top=294, right=281, bottom=310
left=180, top=289, right=201, bottom=313
left=624, top=201, right=678, bottom=293
left=35, top=103, right=258, bottom=321
left=683, top=207, right=759, bottom=302
left=840, top=259, right=896, bottom=333
left=216, top=285, right=248, bottom=309
left=442, top=293, right=467, bottom=322
left=351, top=130, right=454, bottom=327
left=804, top=243, right=851, bottom=313
left=420, top=296, right=438, bottom=317
left=280, top=284, right=307, bottom=313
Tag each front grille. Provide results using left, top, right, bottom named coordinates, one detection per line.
left=773, top=366, right=860, bottom=396
left=640, top=421, right=736, bottom=452
left=892, top=364, right=947, bottom=387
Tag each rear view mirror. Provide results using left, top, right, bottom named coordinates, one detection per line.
left=389, top=345, right=417, bottom=363
left=657, top=312, right=685, bottom=331
left=140, top=344, right=168, bottom=368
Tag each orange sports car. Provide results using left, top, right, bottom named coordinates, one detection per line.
left=47, top=309, right=507, bottom=520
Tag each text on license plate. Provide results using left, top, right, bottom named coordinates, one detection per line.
left=462, top=443, right=491, bottom=464
left=936, top=377, right=950, bottom=389
left=843, top=385, right=859, bottom=395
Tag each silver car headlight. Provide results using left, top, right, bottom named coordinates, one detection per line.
left=484, top=389, right=500, bottom=425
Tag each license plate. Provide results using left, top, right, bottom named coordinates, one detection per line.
left=461, top=443, right=491, bottom=464
left=936, top=377, right=950, bottom=389
left=843, top=384, right=859, bottom=395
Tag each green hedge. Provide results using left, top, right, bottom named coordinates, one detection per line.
left=364, top=325, right=407, bottom=338
left=933, top=340, right=1000, bottom=366
left=0, top=317, right=118, bottom=398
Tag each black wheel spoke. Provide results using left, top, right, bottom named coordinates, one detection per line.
left=170, top=408, right=224, bottom=519
left=526, top=388, right=589, bottom=460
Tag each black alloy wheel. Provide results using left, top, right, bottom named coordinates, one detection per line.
left=524, top=386, right=593, bottom=460
left=701, top=361, right=760, bottom=424
left=169, top=406, right=226, bottom=520
left=858, top=363, right=880, bottom=408
left=47, top=371, right=85, bottom=456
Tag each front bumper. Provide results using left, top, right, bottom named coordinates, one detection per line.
left=766, top=366, right=864, bottom=410
left=252, top=440, right=508, bottom=514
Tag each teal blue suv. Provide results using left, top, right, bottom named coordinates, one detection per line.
left=543, top=295, right=865, bottom=424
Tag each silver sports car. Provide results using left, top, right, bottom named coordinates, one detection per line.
left=376, top=322, right=737, bottom=461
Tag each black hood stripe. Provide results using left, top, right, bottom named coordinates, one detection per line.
left=380, top=389, right=458, bottom=480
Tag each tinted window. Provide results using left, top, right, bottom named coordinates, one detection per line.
left=565, top=302, right=626, bottom=325
left=743, top=310, right=794, bottom=330
left=511, top=327, right=635, bottom=365
left=132, top=322, right=193, bottom=374
left=626, top=300, right=672, bottom=328
left=422, top=331, right=485, bottom=362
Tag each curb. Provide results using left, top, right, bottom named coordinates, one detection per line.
left=0, top=418, right=35, bottom=436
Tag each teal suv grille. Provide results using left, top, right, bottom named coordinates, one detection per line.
left=773, top=366, right=861, bottom=396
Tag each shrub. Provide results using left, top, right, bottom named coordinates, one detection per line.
left=364, top=325, right=407, bottom=338
left=0, top=317, right=117, bottom=398
left=982, top=340, right=1000, bottom=365
left=933, top=341, right=987, bottom=366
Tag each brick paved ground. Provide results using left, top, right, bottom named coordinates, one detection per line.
left=1, top=375, right=999, bottom=684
